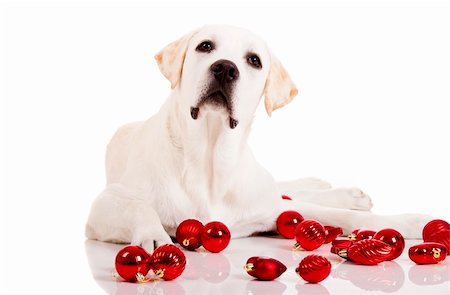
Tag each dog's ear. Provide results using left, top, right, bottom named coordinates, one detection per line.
left=263, top=54, right=298, bottom=116
left=154, top=30, right=198, bottom=89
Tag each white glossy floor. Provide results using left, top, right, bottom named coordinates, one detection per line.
left=85, top=236, right=450, bottom=295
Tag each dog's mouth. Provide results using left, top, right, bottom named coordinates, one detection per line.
left=190, top=89, right=239, bottom=129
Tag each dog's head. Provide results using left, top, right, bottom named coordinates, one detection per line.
left=155, top=25, right=297, bottom=129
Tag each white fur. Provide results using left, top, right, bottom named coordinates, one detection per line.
left=86, top=25, right=432, bottom=252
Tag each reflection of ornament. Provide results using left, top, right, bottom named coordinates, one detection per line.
left=294, top=220, right=326, bottom=251
left=150, top=244, right=186, bottom=280
left=408, top=242, right=447, bottom=264
left=373, top=228, right=405, bottom=260
left=176, top=219, right=204, bottom=251
left=422, top=219, right=450, bottom=241
left=115, top=245, right=151, bottom=282
left=244, top=256, right=287, bottom=281
left=200, top=221, right=231, bottom=253
left=424, top=230, right=450, bottom=255
left=324, top=225, right=343, bottom=243
left=339, top=239, right=392, bottom=265
left=408, top=263, right=450, bottom=286
left=295, top=254, right=331, bottom=283
left=333, top=261, right=405, bottom=292
left=202, top=253, right=231, bottom=283
left=281, top=195, right=292, bottom=200
left=276, top=211, right=304, bottom=239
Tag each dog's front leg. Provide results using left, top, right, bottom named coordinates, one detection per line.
left=280, top=200, right=432, bottom=238
left=85, top=183, right=172, bottom=252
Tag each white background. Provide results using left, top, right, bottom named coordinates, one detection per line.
left=0, top=0, right=448, bottom=293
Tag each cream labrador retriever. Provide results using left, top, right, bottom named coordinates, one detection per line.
left=86, top=25, right=431, bottom=252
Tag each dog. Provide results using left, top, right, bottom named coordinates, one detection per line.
left=86, top=25, right=431, bottom=252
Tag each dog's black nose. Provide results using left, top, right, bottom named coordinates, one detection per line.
left=210, top=60, right=239, bottom=83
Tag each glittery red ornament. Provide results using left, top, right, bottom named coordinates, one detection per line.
left=149, top=244, right=186, bottom=280
left=296, top=254, right=331, bottom=283
left=422, top=219, right=450, bottom=241
left=424, top=230, right=450, bottom=255
left=200, top=221, right=231, bottom=253
left=244, top=257, right=287, bottom=281
left=294, top=220, right=326, bottom=251
left=324, top=225, right=343, bottom=243
left=281, top=195, right=292, bottom=200
left=176, top=219, right=204, bottom=251
left=373, top=228, right=405, bottom=261
left=115, top=245, right=151, bottom=282
left=339, top=239, right=392, bottom=265
left=409, top=242, right=447, bottom=264
left=276, top=211, right=304, bottom=239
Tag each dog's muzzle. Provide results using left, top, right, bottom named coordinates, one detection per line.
left=190, top=59, right=240, bottom=129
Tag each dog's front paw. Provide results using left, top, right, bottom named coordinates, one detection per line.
left=332, top=187, right=373, bottom=211
left=132, top=230, right=173, bottom=253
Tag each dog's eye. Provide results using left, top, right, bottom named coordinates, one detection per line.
left=196, top=41, right=214, bottom=53
left=247, top=54, right=262, bottom=69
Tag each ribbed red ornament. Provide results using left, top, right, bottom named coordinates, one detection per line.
left=422, top=219, right=450, bottom=241
left=200, top=221, right=231, bottom=253
left=149, top=244, right=186, bottom=280
left=296, top=254, right=331, bottom=283
left=276, top=211, right=304, bottom=239
left=176, top=219, right=204, bottom=251
left=348, top=228, right=375, bottom=241
left=244, top=257, right=287, bottom=281
left=424, top=230, right=450, bottom=255
left=294, top=220, right=326, bottom=251
left=115, top=245, right=151, bottom=282
left=409, top=242, right=447, bottom=264
left=339, top=239, right=392, bottom=265
left=324, top=225, right=343, bottom=243
left=373, top=228, right=405, bottom=261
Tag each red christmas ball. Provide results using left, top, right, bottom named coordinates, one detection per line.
left=409, top=242, right=447, bottom=264
left=244, top=257, right=287, bottom=281
left=341, top=239, right=392, bottom=265
left=422, top=219, right=450, bottom=241
left=294, top=219, right=326, bottom=251
left=200, top=221, right=231, bottom=253
left=281, top=195, right=292, bottom=200
left=176, top=219, right=204, bottom=251
left=324, top=225, right=343, bottom=243
left=348, top=228, right=375, bottom=241
left=276, top=211, right=304, bottom=239
left=115, top=245, right=151, bottom=282
left=150, top=244, right=186, bottom=280
left=296, top=254, right=331, bottom=283
left=373, top=228, right=405, bottom=260
left=424, top=230, right=450, bottom=255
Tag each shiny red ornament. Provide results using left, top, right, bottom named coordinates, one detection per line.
left=330, top=239, right=353, bottom=255
left=115, top=245, right=151, bottom=282
left=294, top=219, right=326, bottom=251
left=244, top=257, right=287, bottom=281
left=296, top=254, right=331, bottom=283
left=339, top=239, right=392, bottom=265
left=200, top=221, right=231, bottom=253
left=176, top=219, right=204, bottom=251
left=348, top=228, right=375, bottom=241
left=281, top=195, right=292, bottom=200
left=424, top=230, right=450, bottom=255
left=276, top=211, right=304, bottom=239
left=149, top=244, right=186, bottom=280
left=409, top=242, right=447, bottom=264
left=422, top=219, right=450, bottom=241
left=324, top=225, right=343, bottom=243
left=373, top=228, right=405, bottom=260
